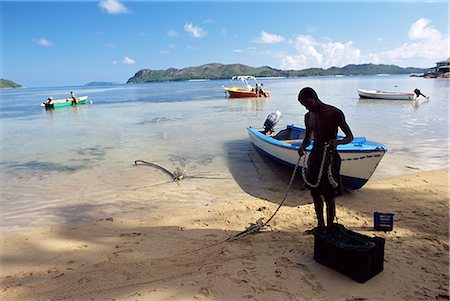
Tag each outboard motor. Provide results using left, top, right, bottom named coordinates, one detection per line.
left=263, top=110, right=281, bottom=135
left=414, top=88, right=429, bottom=99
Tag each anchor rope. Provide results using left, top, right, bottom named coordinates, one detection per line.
left=228, top=143, right=339, bottom=242
left=301, top=144, right=338, bottom=189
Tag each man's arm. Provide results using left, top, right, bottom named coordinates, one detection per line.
left=329, top=110, right=353, bottom=148
left=299, top=113, right=311, bottom=156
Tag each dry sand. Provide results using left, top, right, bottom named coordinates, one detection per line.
left=1, top=168, right=449, bottom=300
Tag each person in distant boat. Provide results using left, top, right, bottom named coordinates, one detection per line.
left=70, top=91, right=78, bottom=105
left=45, top=97, right=53, bottom=105
left=259, top=83, right=266, bottom=96
left=255, top=83, right=266, bottom=97
left=297, top=87, right=353, bottom=231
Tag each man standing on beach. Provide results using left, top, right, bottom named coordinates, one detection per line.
left=297, top=87, right=354, bottom=230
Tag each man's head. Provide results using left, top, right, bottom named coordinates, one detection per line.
left=298, top=87, right=320, bottom=112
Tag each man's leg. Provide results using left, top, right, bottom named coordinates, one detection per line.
left=324, top=196, right=336, bottom=226
left=311, top=190, right=325, bottom=228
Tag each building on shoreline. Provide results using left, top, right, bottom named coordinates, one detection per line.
left=423, top=58, right=450, bottom=78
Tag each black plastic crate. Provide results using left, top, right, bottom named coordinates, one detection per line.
left=313, top=223, right=385, bottom=283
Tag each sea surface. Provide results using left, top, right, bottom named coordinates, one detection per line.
left=1, top=75, right=448, bottom=231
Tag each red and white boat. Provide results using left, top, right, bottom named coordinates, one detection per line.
left=223, top=76, right=270, bottom=98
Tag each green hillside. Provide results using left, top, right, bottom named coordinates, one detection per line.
left=0, top=79, right=22, bottom=89
left=127, top=63, right=427, bottom=83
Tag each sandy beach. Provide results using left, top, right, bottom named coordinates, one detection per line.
left=1, top=167, right=448, bottom=300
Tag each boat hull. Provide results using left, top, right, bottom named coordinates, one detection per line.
left=43, top=96, right=89, bottom=109
left=247, top=125, right=387, bottom=190
left=224, top=87, right=270, bottom=98
left=358, top=89, right=415, bottom=100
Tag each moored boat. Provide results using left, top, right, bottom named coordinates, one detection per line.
left=41, top=96, right=90, bottom=109
left=223, top=76, right=270, bottom=98
left=247, top=124, right=387, bottom=190
left=357, top=88, right=425, bottom=100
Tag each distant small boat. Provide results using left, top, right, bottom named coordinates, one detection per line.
left=41, top=96, right=90, bottom=109
left=247, top=124, right=387, bottom=190
left=357, top=88, right=427, bottom=100
left=223, top=76, right=270, bottom=98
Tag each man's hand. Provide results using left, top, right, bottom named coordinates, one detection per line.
left=328, top=140, right=338, bottom=149
left=298, top=148, right=306, bottom=157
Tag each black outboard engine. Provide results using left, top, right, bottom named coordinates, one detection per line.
left=263, top=110, right=281, bottom=135
left=414, top=88, right=429, bottom=99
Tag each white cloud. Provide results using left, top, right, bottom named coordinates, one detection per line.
left=272, top=18, right=447, bottom=70
left=105, top=43, right=116, bottom=48
left=280, top=54, right=308, bottom=70
left=408, top=18, right=441, bottom=40
left=322, top=41, right=361, bottom=67
left=112, top=60, right=118, bottom=64
left=122, top=56, right=135, bottom=64
left=256, top=31, right=285, bottom=44
left=277, top=35, right=362, bottom=70
left=184, top=23, right=207, bottom=38
left=291, top=35, right=323, bottom=64
left=34, top=38, right=52, bottom=46
left=168, top=29, right=178, bottom=37
left=257, top=17, right=447, bottom=70
left=233, top=49, right=244, bottom=53
left=368, top=18, right=448, bottom=67
left=99, top=0, right=129, bottom=14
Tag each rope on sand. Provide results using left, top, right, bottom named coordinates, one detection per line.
left=134, top=160, right=231, bottom=182
left=228, top=144, right=338, bottom=242
left=135, top=160, right=185, bottom=181
left=227, top=157, right=302, bottom=242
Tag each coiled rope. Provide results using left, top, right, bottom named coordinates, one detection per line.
left=301, top=143, right=338, bottom=189
left=228, top=143, right=339, bottom=242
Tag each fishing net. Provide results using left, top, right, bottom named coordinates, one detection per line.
left=313, top=223, right=375, bottom=252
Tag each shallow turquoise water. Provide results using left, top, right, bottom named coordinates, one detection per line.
left=0, top=75, right=448, bottom=230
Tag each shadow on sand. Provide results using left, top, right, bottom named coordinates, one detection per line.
left=223, top=139, right=311, bottom=208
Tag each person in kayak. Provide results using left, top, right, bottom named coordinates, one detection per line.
left=297, top=87, right=354, bottom=230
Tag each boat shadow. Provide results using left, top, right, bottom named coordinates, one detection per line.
left=223, top=139, right=311, bottom=208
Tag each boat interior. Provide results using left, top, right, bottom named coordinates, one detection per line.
left=272, top=126, right=307, bottom=143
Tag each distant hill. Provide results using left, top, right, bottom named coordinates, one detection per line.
left=84, top=81, right=121, bottom=86
left=0, top=79, right=22, bottom=89
left=127, top=63, right=427, bottom=83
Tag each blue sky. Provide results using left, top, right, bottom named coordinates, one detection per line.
left=1, top=0, right=449, bottom=87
